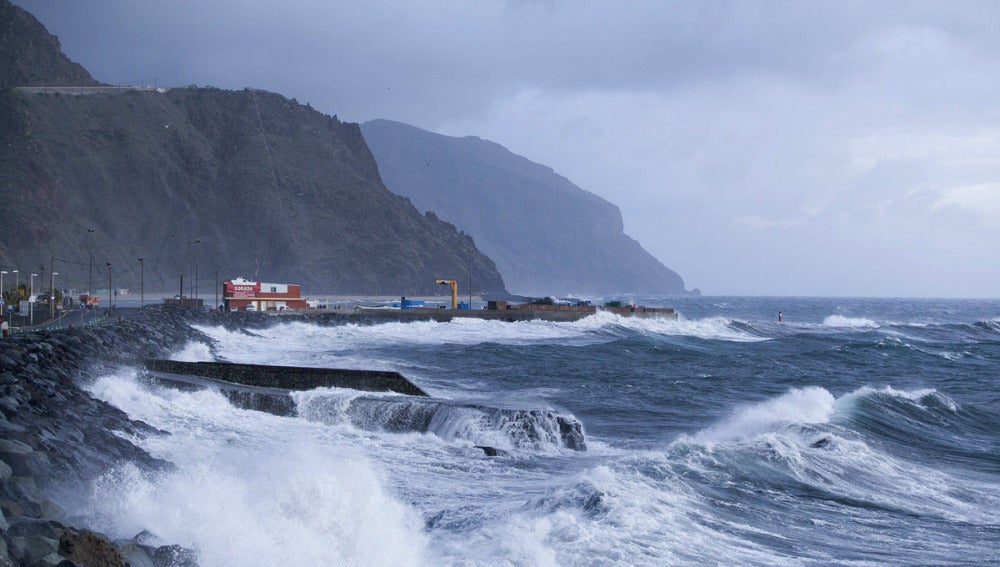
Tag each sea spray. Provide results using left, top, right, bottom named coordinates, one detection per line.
left=84, top=371, right=428, bottom=567
left=693, top=387, right=837, bottom=443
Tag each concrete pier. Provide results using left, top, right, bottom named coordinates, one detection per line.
left=350, top=304, right=676, bottom=323
left=142, top=359, right=429, bottom=396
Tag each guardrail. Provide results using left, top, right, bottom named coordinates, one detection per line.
left=6, top=309, right=114, bottom=335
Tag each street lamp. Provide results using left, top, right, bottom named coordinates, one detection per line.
left=29, top=273, right=37, bottom=326
left=50, top=272, right=58, bottom=319
left=138, top=257, right=144, bottom=308
left=12, top=270, right=18, bottom=321
left=87, top=227, right=95, bottom=300
left=188, top=239, right=200, bottom=304
left=106, top=263, right=112, bottom=316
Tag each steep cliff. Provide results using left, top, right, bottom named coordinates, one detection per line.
left=361, top=119, right=688, bottom=296
left=0, top=1, right=507, bottom=297
left=0, top=0, right=98, bottom=88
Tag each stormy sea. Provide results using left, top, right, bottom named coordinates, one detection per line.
left=74, top=297, right=999, bottom=565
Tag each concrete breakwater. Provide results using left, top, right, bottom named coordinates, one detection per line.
left=144, top=360, right=429, bottom=397
left=345, top=304, right=677, bottom=323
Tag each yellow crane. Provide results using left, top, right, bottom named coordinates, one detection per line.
left=436, top=279, right=458, bottom=309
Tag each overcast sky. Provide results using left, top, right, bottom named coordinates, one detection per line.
left=15, top=0, right=1000, bottom=297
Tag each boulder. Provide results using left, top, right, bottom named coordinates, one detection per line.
left=59, top=530, right=126, bottom=567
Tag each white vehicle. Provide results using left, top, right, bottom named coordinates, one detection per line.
left=245, top=304, right=257, bottom=312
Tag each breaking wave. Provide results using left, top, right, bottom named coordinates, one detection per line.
left=293, top=389, right=586, bottom=452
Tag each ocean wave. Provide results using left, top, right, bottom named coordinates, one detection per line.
left=589, top=312, right=769, bottom=342
left=293, top=388, right=587, bottom=453
left=193, top=313, right=768, bottom=359
left=168, top=340, right=216, bottom=362
left=83, top=370, right=430, bottom=566
left=822, top=315, right=879, bottom=328
left=691, top=387, right=836, bottom=443
left=509, top=461, right=796, bottom=566
left=665, top=385, right=998, bottom=527
left=838, top=385, right=959, bottom=412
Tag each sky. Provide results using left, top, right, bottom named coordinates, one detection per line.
left=14, top=0, right=1000, bottom=297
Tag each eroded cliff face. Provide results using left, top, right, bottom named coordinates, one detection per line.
left=1, top=87, right=507, bottom=296
left=0, top=0, right=99, bottom=88
left=362, top=119, right=689, bottom=296
left=0, top=0, right=507, bottom=297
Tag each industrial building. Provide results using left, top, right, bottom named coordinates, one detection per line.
left=223, top=277, right=309, bottom=311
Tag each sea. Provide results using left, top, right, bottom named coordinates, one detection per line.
left=75, top=297, right=1000, bottom=565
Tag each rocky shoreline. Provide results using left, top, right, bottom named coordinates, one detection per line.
left=0, top=306, right=210, bottom=567
left=0, top=305, right=475, bottom=566
left=0, top=305, right=588, bottom=565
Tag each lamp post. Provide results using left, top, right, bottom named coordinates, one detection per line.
left=49, top=272, right=58, bottom=319
left=188, top=239, right=200, bottom=305
left=194, top=240, right=200, bottom=305
left=29, top=273, right=37, bottom=326
left=87, top=228, right=95, bottom=300
left=12, top=270, right=17, bottom=322
left=138, top=257, right=144, bottom=308
left=106, top=263, right=112, bottom=316
left=1, top=270, right=6, bottom=302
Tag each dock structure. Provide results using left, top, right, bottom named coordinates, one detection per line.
left=143, top=359, right=429, bottom=396
left=352, top=302, right=676, bottom=322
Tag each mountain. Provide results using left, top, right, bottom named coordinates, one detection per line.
left=361, top=119, right=689, bottom=296
left=0, top=1, right=507, bottom=298
left=0, top=0, right=98, bottom=89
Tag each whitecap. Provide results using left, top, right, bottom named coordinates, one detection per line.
left=822, top=315, right=879, bottom=328
left=692, top=387, right=836, bottom=443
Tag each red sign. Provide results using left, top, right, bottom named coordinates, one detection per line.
left=226, top=281, right=261, bottom=298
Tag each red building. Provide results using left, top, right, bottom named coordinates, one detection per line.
left=223, top=277, right=309, bottom=311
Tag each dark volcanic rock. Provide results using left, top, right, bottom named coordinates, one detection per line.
left=59, top=529, right=126, bottom=567
left=0, top=306, right=202, bottom=566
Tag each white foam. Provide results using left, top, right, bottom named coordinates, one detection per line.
left=497, top=461, right=801, bottom=566
left=839, top=385, right=959, bottom=411
left=822, top=315, right=879, bottom=328
left=168, top=341, right=214, bottom=362
left=600, top=312, right=768, bottom=342
left=675, top=386, right=996, bottom=526
left=191, top=313, right=766, bottom=365
left=83, top=371, right=428, bottom=567
left=694, top=387, right=836, bottom=442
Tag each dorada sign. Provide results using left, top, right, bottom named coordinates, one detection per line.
left=227, top=281, right=261, bottom=298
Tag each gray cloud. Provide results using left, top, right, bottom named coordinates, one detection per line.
left=15, top=0, right=1000, bottom=296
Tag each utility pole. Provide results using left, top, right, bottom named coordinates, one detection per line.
left=189, top=239, right=201, bottom=306
left=215, top=270, right=219, bottom=312
left=138, top=257, right=144, bottom=308
left=87, top=228, right=94, bottom=301
left=106, top=263, right=112, bottom=316
left=49, top=256, right=54, bottom=319
left=29, top=273, right=37, bottom=326
left=195, top=240, right=200, bottom=304
left=179, top=273, right=184, bottom=307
